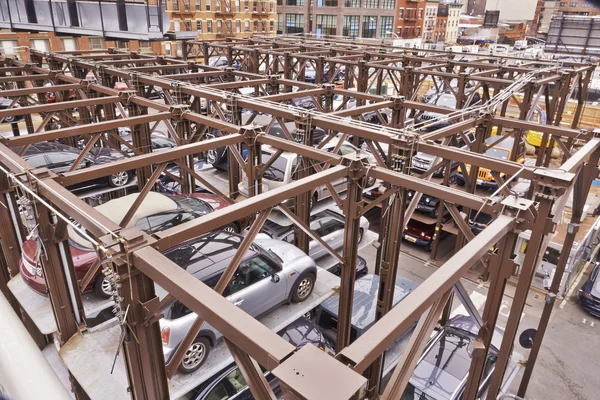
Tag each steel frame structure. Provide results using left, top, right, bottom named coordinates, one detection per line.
left=0, top=39, right=597, bottom=400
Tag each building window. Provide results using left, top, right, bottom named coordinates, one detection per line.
left=237, top=20, right=241, bottom=32
left=216, top=0, right=221, bottom=11
left=61, top=38, right=78, bottom=51
left=185, top=20, right=192, bottom=31
left=164, top=42, right=172, bottom=56
left=364, top=0, right=378, bottom=7
left=559, top=2, right=566, bottom=5
left=177, top=42, right=183, bottom=57
left=343, top=0, right=359, bottom=6
left=398, top=8, right=403, bottom=18
left=217, top=20, right=222, bottom=33
left=236, top=0, right=240, bottom=11
left=382, top=0, right=394, bottom=8
left=286, top=13, right=304, bottom=33
left=196, top=0, right=201, bottom=10
left=418, top=9, right=422, bottom=19
left=316, top=15, right=336, bottom=36
left=183, top=0, right=190, bottom=11
left=262, top=21, right=267, bottom=32
left=379, top=16, right=393, bottom=38
left=362, top=16, right=377, bottom=38
left=277, top=14, right=283, bottom=33
left=254, top=20, right=259, bottom=32
left=174, top=20, right=181, bottom=31
left=197, top=19, right=203, bottom=32
left=173, top=0, right=180, bottom=11
left=317, top=0, right=338, bottom=6
left=270, top=0, right=275, bottom=11
left=277, top=0, right=282, bottom=4
left=139, top=41, right=152, bottom=52
left=206, top=0, right=211, bottom=10
left=245, top=20, right=250, bottom=31
left=116, top=41, right=129, bottom=50
left=0, top=40, right=18, bottom=55
left=207, top=20, right=213, bottom=32
left=343, top=15, right=359, bottom=37
left=88, top=37, right=104, bottom=50
left=245, top=0, right=249, bottom=10
left=287, top=0, right=304, bottom=5
left=253, top=0, right=257, bottom=11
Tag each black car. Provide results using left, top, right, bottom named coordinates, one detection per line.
left=180, top=317, right=326, bottom=400
left=327, top=255, right=369, bottom=280
left=157, top=160, right=212, bottom=195
left=17, top=141, right=133, bottom=189
left=401, top=315, right=502, bottom=400
left=579, top=261, right=600, bottom=317
left=119, top=132, right=176, bottom=156
left=0, top=97, right=23, bottom=123
left=407, top=190, right=442, bottom=218
left=468, top=210, right=494, bottom=235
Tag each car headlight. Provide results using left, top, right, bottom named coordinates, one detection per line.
left=579, top=290, right=593, bottom=300
left=425, top=198, right=430, bottom=203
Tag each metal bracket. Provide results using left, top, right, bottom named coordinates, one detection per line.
left=545, top=292, right=557, bottom=305
left=118, top=90, right=138, bottom=105
left=168, top=104, right=191, bottom=121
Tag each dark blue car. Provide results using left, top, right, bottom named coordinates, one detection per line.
left=579, top=262, right=600, bottom=317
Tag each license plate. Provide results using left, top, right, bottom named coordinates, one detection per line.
left=405, top=235, right=416, bottom=243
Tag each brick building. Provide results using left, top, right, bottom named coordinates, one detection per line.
left=395, top=0, right=428, bottom=40
left=433, top=1, right=461, bottom=43
left=423, top=0, right=440, bottom=41
left=558, top=0, right=600, bottom=16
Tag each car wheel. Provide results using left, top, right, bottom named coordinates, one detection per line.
left=4, top=115, right=15, bottom=123
left=222, top=223, right=238, bottom=233
left=178, top=336, right=211, bottom=374
left=109, top=171, right=130, bottom=187
left=94, top=273, right=113, bottom=298
left=426, top=242, right=433, bottom=253
left=309, top=194, right=317, bottom=211
left=291, top=273, right=315, bottom=303
left=430, top=209, right=439, bottom=219
left=358, top=228, right=364, bottom=244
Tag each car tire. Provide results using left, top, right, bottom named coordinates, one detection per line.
left=430, top=209, right=439, bottom=219
left=94, top=273, right=113, bottom=298
left=426, top=242, right=433, bottom=253
left=108, top=171, right=131, bottom=187
left=358, top=228, right=364, bottom=244
left=291, top=273, right=315, bottom=303
left=222, top=223, right=239, bottom=233
left=177, top=336, right=211, bottom=374
left=4, top=115, right=15, bottom=123
left=309, top=194, right=317, bottom=211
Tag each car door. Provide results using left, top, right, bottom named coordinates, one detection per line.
left=225, top=255, right=286, bottom=317
left=318, top=217, right=345, bottom=255
left=308, top=218, right=327, bottom=260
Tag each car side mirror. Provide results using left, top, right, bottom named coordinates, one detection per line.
left=271, top=274, right=280, bottom=283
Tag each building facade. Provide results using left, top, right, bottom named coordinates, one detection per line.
left=276, top=0, right=397, bottom=39
left=423, top=0, right=440, bottom=41
left=558, top=0, right=600, bottom=16
left=536, top=0, right=560, bottom=34
left=434, top=1, right=461, bottom=43
left=395, top=0, right=428, bottom=40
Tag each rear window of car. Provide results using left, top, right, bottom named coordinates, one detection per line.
left=171, top=195, right=213, bottom=214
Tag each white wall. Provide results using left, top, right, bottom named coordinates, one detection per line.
left=485, top=0, right=538, bottom=21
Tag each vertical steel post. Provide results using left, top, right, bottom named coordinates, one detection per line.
left=293, top=115, right=313, bottom=255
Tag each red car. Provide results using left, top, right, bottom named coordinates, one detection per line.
left=20, top=192, right=242, bottom=298
left=402, top=218, right=449, bottom=252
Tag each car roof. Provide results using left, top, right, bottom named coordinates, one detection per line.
left=68, top=192, right=177, bottom=247
left=20, top=141, right=80, bottom=156
left=485, top=135, right=517, bottom=148
left=163, top=231, right=259, bottom=281
left=320, top=274, right=418, bottom=330
left=263, top=209, right=344, bottom=237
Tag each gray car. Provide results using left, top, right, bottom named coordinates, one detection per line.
left=261, top=209, right=370, bottom=260
left=158, top=231, right=318, bottom=374
left=401, top=315, right=504, bottom=400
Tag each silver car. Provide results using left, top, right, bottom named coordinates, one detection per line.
left=158, top=231, right=318, bottom=374
left=262, top=209, right=370, bottom=260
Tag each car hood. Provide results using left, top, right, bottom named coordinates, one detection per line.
left=412, top=152, right=435, bottom=162
left=255, top=237, right=315, bottom=270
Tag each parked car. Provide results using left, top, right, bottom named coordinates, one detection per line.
left=159, top=231, right=318, bottom=373
left=456, top=136, right=526, bottom=188
left=327, top=255, right=369, bottom=280
left=314, top=273, right=418, bottom=346
left=364, top=186, right=443, bottom=219
left=0, top=97, right=23, bottom=123
left=403, top=217, right=448, bottom=252
left=421, top=78, right=477, bottom=103
left=416, top=92, right=482, bottom=131
left=208, top=56, right=241, bottom=69
left=119, top=132, right=176, bottom=156
left=238, top=141, right=376, bottom=208
left=180, top=317, right=326, bottom=400
left=157, top=160, right=212, bottom=195
left=579, top=261, right=600, bottom=317
left=16, top=141, right=133, bottom=189
left=468, top=210, right=494, bottom=235
left=261, top=209, right=370, bottom=260
left=401, top=315, right=503, bottom=400
left=19, top=192, right=241, bottom=298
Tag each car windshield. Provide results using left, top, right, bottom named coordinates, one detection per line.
left=485, top=147, right=510, bottom=160
left=435, top=96, right=457, bottom=108
left=171, top=196, right=213, bottom=214
left=261, top=151, right=288, bottom=182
